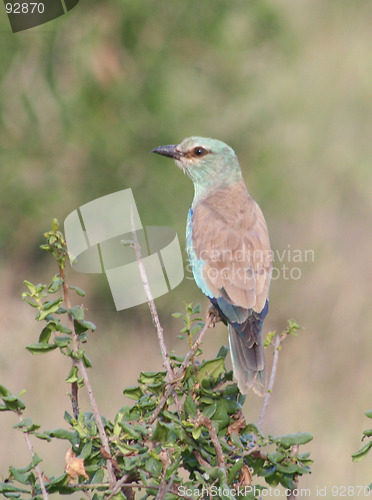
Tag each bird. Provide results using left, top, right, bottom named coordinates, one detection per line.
left=152, top=137, right=272, bottom=396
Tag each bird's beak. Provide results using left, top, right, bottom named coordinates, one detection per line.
left=151, top=144, right=182, bottom=160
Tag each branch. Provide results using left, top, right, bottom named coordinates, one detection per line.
left=105, top=479, right=192, bottom=500
left=130, top=206, right=182, bottom=416
left=155, top=476, right=174, bottom=500
left=286, top=444, right=300, bottom=500
left=59, top=266, right=116, bottom=488
left=258, top=321, right=301, bottom=430
left=59, top=266, right=79, bottom=419
left=258, top=332, right=282, bottom=429
left=148, top=315, right=212, bottom=425
left=196, top=414, right=225, bottom=470
left=179, top=314, right=213, bottom=373
left=17, top=412, right=49, bottom=500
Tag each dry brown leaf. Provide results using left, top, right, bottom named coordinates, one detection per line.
left=227, top=410, right=246, bottom=435
left=238, top=464, right=252, bottom=487
left=65, top=447, right=89, bottom=483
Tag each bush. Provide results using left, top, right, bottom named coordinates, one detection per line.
left=0, top=220, right=312, bottom=499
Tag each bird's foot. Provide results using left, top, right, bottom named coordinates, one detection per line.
left=206, top=304, right=222, bottom=328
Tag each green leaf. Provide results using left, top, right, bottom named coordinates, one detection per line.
left=123, top=386, right=143, bottom=400
left=48, top=276, right=64, bottom=293
left=229, top=432, right=244, bottom=450
left=264, top=330, right=277, bottom=348
left=68, top=306, right=84, bottom=321
left=279, top=474, right=296, bottom=490
left=44, top=473, right=70, bottom=494
left=119, top=421, right=141, bottom=440
left=54, top=336, right=72, bottom=348
left=197, top=358, right=225, bottom=382
left=352, top=441, right=372, bottom=462
left=90, top=468, right=105, bottom=484
left=227, top=457, right=244, bottom=484
left=23, top=280, right=36, bottom=294
left=116, top=442, right=138, bottom=456
left=273, top=432, right=313, bottom=449
left=139, top=371, right=166, bottom=385
left=54, top=322, right=72, bottom=334
left=184, top=395, right=197, bottom=418
left=9, top=466, right=30, bottom=485
left=152, top=421, right=180, bottom=443
left=26, top=343, right=58, bottom=354
left=202, top=402, right=217, bottom=419
left=79, top=440, right=93, bottom=459
left=22, top=296, right=38, bottom=308
left=365, top=409, right=372, bottom=419
left=0, top=482, right=29, bottom=494
left=34, top=432, right=52, bottom=441
left=216, top=345, right=229, bottom=359
left=45, top=428, right=78, bottom=444
left=172, top=312, right=183, bottom=318
left=42, top=297, right=64, bottom=311
left=191, top=426, right=202, bottom=440
left=30, top=453, right=43, bottom=469
left=65, top=366, right=79, bottom=383
left=192, top=304, right=201, bottom=314
left=82, top=352, right=93, bottom=368
left=39, top=325, right=53, bottom=343
left=0, top=385, right=12, bottom=398
left=145, top=457, right=163, bottom=477
left=244, top=423, right=264, bottom=439
left=69, top=285, right=86, bottom=296
left=0, top=387, right=26, bottom=412
left=74, top=319, right=96, bottom=333
left=55, top=307, right=67, bottom=314
left=64, top=411, right=75, bottom=426
left=36, top=297, right=64, bottom=321
left=363, top=429, right=372, bottom=437
left=13, top=418, right=40, bottom=433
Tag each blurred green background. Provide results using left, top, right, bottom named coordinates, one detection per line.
left=1, top=0, right=372, bottom=494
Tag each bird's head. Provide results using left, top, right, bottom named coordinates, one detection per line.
left=152, top=137, right=243, bottom=195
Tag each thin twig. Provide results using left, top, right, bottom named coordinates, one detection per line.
left=70, top=480, right=192, bottom=500
left=178, top=315, right=212, bottom=372
left=59, top=266, right=79, bottom=419
left=130, top=206, right=183, bottom=416
left=105, top=474, right=130, bottom=500
left=155, top=476, right=174, bottom=500
left=258, top=333, right=282, bottom=429
left=106, top=480, right=192, bottom=500
left=193, top=450, right=211, bottom=468
left=60, top=266, right=116, bottom=488
left=196, top=414, right=225, bottom=470
left=286, top=444, right=300, bottom=499
left=149, top=315, right=213, bottom=425
left=17, top=412, right=49, bottom=500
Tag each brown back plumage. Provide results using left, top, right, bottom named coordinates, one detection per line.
left=191, top=179, right=272, bottom=314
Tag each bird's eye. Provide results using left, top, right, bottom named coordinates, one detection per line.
left=193, top=147, right=207, bottom=157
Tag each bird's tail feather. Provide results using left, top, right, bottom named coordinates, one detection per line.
left=228, top=324, right=266, bottom=396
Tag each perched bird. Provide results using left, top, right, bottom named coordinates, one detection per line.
left=152, top=137, right=272, bottom=396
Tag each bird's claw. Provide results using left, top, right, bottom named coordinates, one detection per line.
left=207, top=304, right=222, bottom=328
